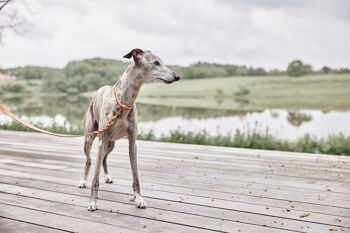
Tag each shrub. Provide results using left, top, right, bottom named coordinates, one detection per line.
left=4, top=83, right=24, bottom=93
left=287, top=60, right=305, bottom=77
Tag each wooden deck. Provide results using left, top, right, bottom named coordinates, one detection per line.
left=0, top=130, right=349, bottom=233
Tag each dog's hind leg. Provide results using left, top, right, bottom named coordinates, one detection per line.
left=79, top=134, right=96, bottom=188
left=102, top=141, right=115, bottom=183
left=79, top=107, right=98, bottom=188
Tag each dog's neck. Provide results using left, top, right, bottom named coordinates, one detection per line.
left=115, top=64, right=144, bottom=106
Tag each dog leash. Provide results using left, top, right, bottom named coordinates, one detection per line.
left=0, top=84, right=133, bottom=137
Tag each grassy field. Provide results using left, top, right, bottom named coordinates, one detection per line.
left=0, top=79, right=65, bottom=98
left=1, top=74, right=350, bottom=111
left=138, top=74, right=350, bottom=111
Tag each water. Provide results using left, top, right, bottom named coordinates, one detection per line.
left=138, top=109, right=350, bottom=140
left=1, top=96, right=349, bottom=140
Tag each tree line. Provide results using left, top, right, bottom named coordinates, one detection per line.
left=1, top=58, right=349, bottom=94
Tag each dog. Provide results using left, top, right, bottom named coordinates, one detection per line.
left=78, top=49, right=180, bottom=211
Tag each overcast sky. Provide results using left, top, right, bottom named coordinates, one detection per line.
left=0, top=0, right=349, bottom=69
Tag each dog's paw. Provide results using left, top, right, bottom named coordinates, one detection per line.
left=88, top=201, right=97, bottom=211
left=135, top=196, right=147, bottom=209
left=78, top=180, right=87, bottom=188
left=104, top=175, right=113, bottom=184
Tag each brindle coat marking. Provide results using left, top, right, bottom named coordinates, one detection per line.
left=78, top=49, right=180, bottom=211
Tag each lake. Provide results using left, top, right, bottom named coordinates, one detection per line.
left=1, top=95, right=349, bottom=140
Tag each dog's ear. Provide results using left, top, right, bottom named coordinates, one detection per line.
left=123, top=48, right=144, bottom=64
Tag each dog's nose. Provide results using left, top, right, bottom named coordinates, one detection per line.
left=174, top=75, right=181, bottom=81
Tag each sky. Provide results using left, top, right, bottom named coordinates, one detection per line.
left=0, top=0, right=349, bottom=69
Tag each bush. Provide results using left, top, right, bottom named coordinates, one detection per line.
left=3, top=83, right=25, bottom=93
left=138, top=129, right=350, bottom=156
left=287, top=60, right=306, bottom=77
left=234, top=87, right=250, bottom=96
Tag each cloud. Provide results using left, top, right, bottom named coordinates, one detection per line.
left=0, top=0, right=349, bottom=69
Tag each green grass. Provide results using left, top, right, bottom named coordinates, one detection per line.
left=1, top=123, right=349, bottom=156
left=137, top=74, right=350, bottom=111
left=0, top=79, right=66, bottom=100
left=140, top=129, right=350, bottom=156
left=2, top=74, right=350, bottom=111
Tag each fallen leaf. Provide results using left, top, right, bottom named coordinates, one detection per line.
left=299, top=212, right=310, bottom=218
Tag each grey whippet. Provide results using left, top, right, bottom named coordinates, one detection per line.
left=78, top=49, right=180, bottom=211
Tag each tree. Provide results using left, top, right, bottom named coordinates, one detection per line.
left=269, top=69, right=283, bottom=76
left=321, top=66, right=332, bottom=74
left=0, top=0, right=25, bottom=43
left=303, top=64, right=313, bottom=74
left=287, top=60, right=307, bottom=77
left=0, top=0, right=12, bottom=10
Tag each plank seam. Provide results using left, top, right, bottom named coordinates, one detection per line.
left=0, top=216, right=74, bottom=233
left=0, top=191, right=305, bottom=233
left=3, top=165, right=350, bottom=206
left=0, top=201, right=148, bottom=232
left=1, top=182, right=349, bottom=229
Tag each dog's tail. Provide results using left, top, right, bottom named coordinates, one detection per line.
left=83, top=95, right=96, bottom=126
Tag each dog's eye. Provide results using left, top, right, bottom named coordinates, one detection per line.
left=153, top=61, right=160, bottom=66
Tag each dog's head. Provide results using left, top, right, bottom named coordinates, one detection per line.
left=123, top=49, right=180, bottom=84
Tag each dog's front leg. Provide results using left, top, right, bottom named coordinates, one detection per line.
left=88, top=137, right=109, bottom=211
left=128, top=134, right=147, bottom=208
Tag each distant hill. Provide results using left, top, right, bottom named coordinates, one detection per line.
left=1, top=57, right=348, bottom=94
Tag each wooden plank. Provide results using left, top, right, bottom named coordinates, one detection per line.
left=0, top=203, right=144, bottom=233
left=1, top=183, right=345, bottom=233
left=1, top=165, right=348, bottom=215
left=0, top=217, right=66, bottom=233
left=0, top=190, right=291, bottom=233
left=2, top=150, right=346, bottom=191
left=2, top=130, right=350, bottom=164
left=1, top=173, right=349, bottom=231
left=1, top=130, right=349, bottom=233
left=1, top=133, right=347, bottom=184
left=3, top=138, right=350, bottom=171
left=2, top=140, right=350, bottom=177
left=0, top=193, right=221, bottom=233
left=1, top=168, right=349, bottom=218
left=0, top=175, right=297, bottom=233
left=0, top=159, right=347, bottom=212
left=1, top=156, right=350, bottom=206
left=3, top=140, right=350, bottom=186
left=0, top=130, right=344, bottom=158
left=1, top=148, right=349, bottom=195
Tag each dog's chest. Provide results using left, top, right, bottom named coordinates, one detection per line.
left=109, top=118, right=129, bottom=141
